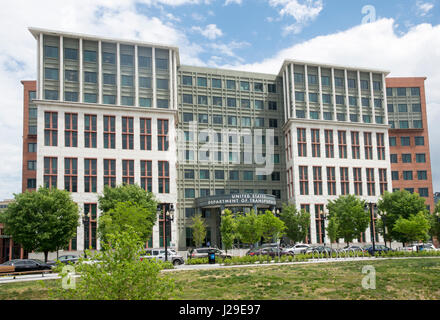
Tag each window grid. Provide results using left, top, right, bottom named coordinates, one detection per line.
left=353, top=167, right=362, bottom=195
left=122, top=160, right=135, bottom=185
left=158, top=161, right=170, bottom=194
left=157, top=119, right=169, bottom=151
left=84, top=114, right=97, bottom=148
left=103, top=159, right=116, bottom=188
left=325, top=130, right=334, bottom=158
left=351, top=131, right=360, bottom=159
left=366, top=168, right=375, bottom=196
left=340, top=167, right=350, bottom=195
left=379, top=169, right=388, bottom=195
left=64, top=158, right=77, bottom=192
left=64, top=113, right=77, bottom=147
left=84, top=158, right=97, bottom=193
left=141, top=160, right=153, bottom=192
left=338, top=131, right=347, bottom=159
left=103, top=116, right=116, bottom=149
left=313, top=166, right=323, bottom=196
left=140, top=118, right=152, bottom=151
left=377, top=133, right=385, bottom=160
left=297, top=128, right=307, bottom=157
left=122, top=116, right=134, bottom=150
left=364, top=132, right=373, bottom=160
left=44, top=112, right=58, bottom=146
left=44, top=157, right=57, bottom=189
left=311, top=129, right=321, bottom=158
left=299, top=166, right=309, bottom=195
left=327, top=167, right=336, bottom=196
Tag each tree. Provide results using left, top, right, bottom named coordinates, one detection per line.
left=50, top=227, right=176, bottom=300
left=259, top=210, right=286, bottom=243
left=393, top=212, right=430, bottom=245
left=327, top=216, right=339, bottom=247
left=191, top=214, right=207, bottom=247
left=429, top=203, right=440, bottom=244
left=377, top=190, right=428, bottom=245
left=3, top=188, right=79, bottom=262
left=98, top=201, right=156, bottom=244
left=235, top=210, right=262, bottom=246
left=327, top=195, right=370, bottom=246
left=220, top=209, right=236, bottom=253
left=98, top=184, right=157, bottom=217
left=279, top=204, right=310, bottom=244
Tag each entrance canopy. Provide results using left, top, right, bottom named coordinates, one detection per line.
left=196, top=193, right=277, bottom=209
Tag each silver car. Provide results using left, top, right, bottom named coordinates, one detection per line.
left=141, top=248, right=184, bottom=266
left=284, top=244, right=310, bottom=254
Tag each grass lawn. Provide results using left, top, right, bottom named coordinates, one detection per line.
left=1, top=258, right=440, bottom=300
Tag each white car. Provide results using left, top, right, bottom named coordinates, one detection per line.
left=402, top=244, right=438, bottom=252
left=141, top=248, right=184, bottom=266
left=284, top=244, right=310, bottom=255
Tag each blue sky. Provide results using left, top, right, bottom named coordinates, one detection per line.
left=0, top=0, right=439, bottom=200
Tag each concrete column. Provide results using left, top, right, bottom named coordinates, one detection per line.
left=79, top=38, right=83, bottom=103
left=59, top=36, right=64, bottom=102
left=357, top=70, right=363, bottom=122
left=173, top=51, right=178, bottom=111
left=39, top=33, right=44, bottom=100
left=382, top=73, right=389, bottom=125
left=305, top=64, right=310, bottom=119
left=370, top=72, right=375, bottom=123
left=318, top=66, right=323, bottom=120
left=116, top=43, right=121, bottom=106
left=282, top=69, right=288, bottom=121
left=152, top=48, right=157, bottom=108
left=98, top=40, right=103, bottom=104
left=135, top=45, right=139, bottom=107
left=290, top=63, right=295, bottom=118
left=344, top=69, right=350, bottom=121
left=168, top=49, right=173, bottom=110
left=285, top=68, right=291, bottom=120
left=331, top=68, right=336, bottom=121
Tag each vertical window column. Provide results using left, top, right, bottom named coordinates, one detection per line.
left=44, top=157, right=57, bottom=188
left=325, top=130, right=334, bottom=158
left=158, top=161, right=170, bottom=194
left=84, top=159, right=97, bottom=192
left=140, top=118, right=152, bottom=150
left=299, top=166, right=309, bottom=195
left=44, top=112, right=58, bottom=146
left=122, top=160, right=135, bottom=185
left=157, top=119, right=169, bottom=151
left=379, top=169, right=388, bottom=195
left=64, top=113, right=78, bottom=147
left=141, top=160, right=152, bottom=192
left=297, top=128, right=307, bottom=157
left=311, top=129, right=320, bottom=157
left=367, top=168, right=376, bottom=196
left=364, top=132, right=373, bottom=160
left=103, top=159, right=116, bottom=188
left=351, top=131, right=360, bottom=159
left=377, top=133, right=385, bottom=160
left=84, top=114, right=97, bottom=148
left=64, top=158, right=77, bottom=192
left=103, top=115, right=116, bottom=149
left=122, top=116, right=134, bottom=150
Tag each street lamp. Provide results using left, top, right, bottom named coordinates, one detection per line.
left=365, top=203, right=376, bottom=252
left=158, top=204, right=175, bottom=262
left=321, top=214, right=327, bottom=245
left=82, top=212, right=91, bottom=259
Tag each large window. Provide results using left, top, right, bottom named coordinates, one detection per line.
left=122, top=117, right=134, bottom=150
left=324, top=130, right=334, bottom=158
left=364, top=132, right=373, bottom=160
left=315, top=205, right=325, bottom=244
left=366, top=168, right=375, bottom=196
left=64, top=158, right=77, bottom=192
left=313, top=167, right=323, bottom=195
left=84, top=114, right=97, bottom=148
left=157, top=119, right=169, bottom=151
left=351, top=131, right=360, bottom=159
left=44, top=112, right=58, bottom=146
left=299, top=166, right=309, bottom=195
left=379, top=169, right=388, bottom=195
left=140, top=118, right=152, bottom=151
left=311, top=129, right=320, bottom=157
left=340, top=167, right=349, bottom=195
left=158, top=161, right=170, bottom=194
left=141, top=160, right=153, bottom=192
left=122, top=160, right=135, bottom=185
left=353, top=168, right=362, bottom=196
left=84, top=159, right=97, bottom=193
left=297, top=128, right=307, bottom=157
left=338, top=131, right=347, bottom=159
left=103, top=159, right=116, bottom=188
left=64, top=113, right=78, bottom=147
left=327, top=167, right=336, bottom=196
left=104, top=116, right=116, bottom=149
left=83, top=203, right=97, bottom=250
left=44, top=157, right=57, bottom=189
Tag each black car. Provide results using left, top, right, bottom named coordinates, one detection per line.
left=47, top=255, right=80, bottom=266
left=364, top=244, right=392, bottom=255
left=247, top=247, right=293, bottom=257
left=0, top=259, right=53, bottom=272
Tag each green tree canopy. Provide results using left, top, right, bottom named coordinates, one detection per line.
left=98, top=184, right=157, bottom=215
left=327, top=216, right=339, bottom=245
left=429, top=203, right=440, bottom=242
left=327, top=195, right=370, bottom=246
left=377, top=190, right=428, bottom=244
left=259, top=210, right=286, bottom=243
left=279, top=204, right=310, bottom=244
left=191, top=214, right=207, bottom=248
left=98, top=201, right=156, bottom=244
left=3, top=188, right=79, bottom=262
left=51, top=227, right=176, bottom=300
left=220, top=209, right=236, bottom=252
left=393, top=212, right=431, bottom=244
left=235, top=210, right=263, bottom=245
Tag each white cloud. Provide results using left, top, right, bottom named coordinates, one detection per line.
left=269, top=0, right=323, bottom=34
left=224, top=0, right=242, bottom=5
left=192, top=24, right=224, bottom=40
left=0, top=0, right=207, bottom=200
left=225, top=18, right=440, bottom=190
left=416, top=1, right=434, bottom=16
left=211, top=40, right=250, bottom=60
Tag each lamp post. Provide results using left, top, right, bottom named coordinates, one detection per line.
left=365, top=203, right=376, bottom=252
left=158, top=204, right=175, bottom=262
left=321, top=214, right=327, bottom=246
left=82, top=212, right=91, bottom=259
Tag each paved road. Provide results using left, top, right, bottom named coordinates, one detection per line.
left=1, top=256, right=438, bottom=284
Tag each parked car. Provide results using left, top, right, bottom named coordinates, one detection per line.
left=340, top=245, right=365, bottom=253
left=47, top=255, right=80, bottom=266
left=0, top=259, right=53, bottom=272
left=187, top=247, right=232, bottom=260
left=402, top=243, right=438, bottom=252
left=141, top=248, right=184, bottom=266
left=304, top=246, right=336, bottom=255
left=245, top=243, right=279, bottom=256
left=364, top=244, right=392, bottom=255
left=284, top=244, right=310, bottom=255
left=247, top=247, right=294, bottom=257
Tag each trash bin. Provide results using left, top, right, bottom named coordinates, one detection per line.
left=208, top=249, right=216, bottom=264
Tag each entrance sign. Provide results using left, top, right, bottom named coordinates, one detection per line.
left=196, top=194, right=277, bottom=208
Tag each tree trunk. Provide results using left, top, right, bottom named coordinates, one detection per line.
left=44, top=251, right=48, bottom=263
